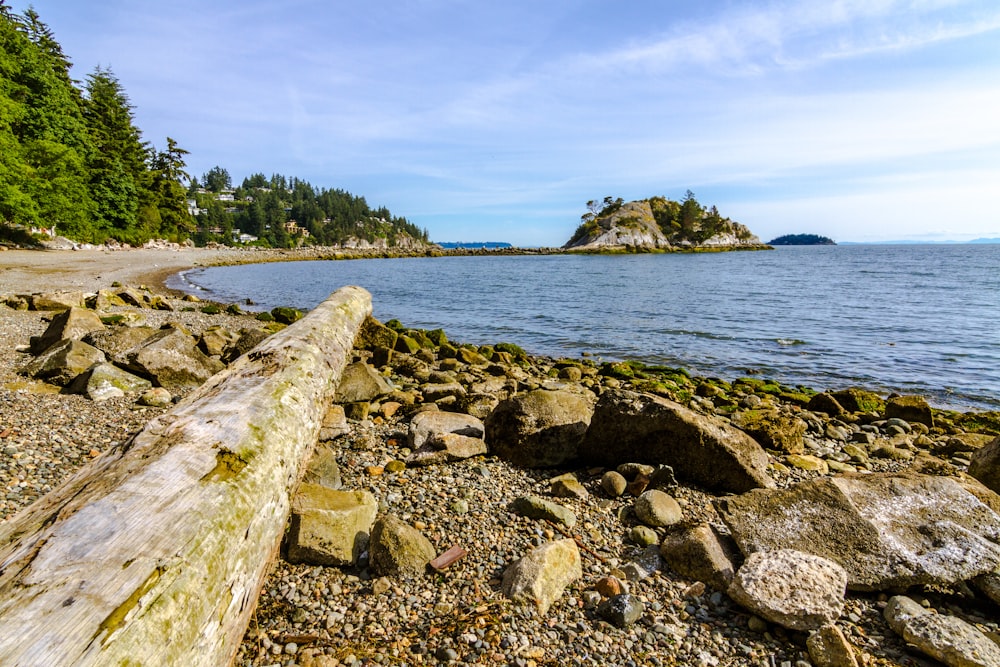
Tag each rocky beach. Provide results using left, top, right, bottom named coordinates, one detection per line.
left=2, top=246, right=1000, bottom=667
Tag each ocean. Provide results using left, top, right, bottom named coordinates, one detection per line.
left=168, top=245, right=1000, bottom=412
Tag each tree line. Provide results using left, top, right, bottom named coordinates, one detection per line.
left=0, top=3, right=427, bottom=249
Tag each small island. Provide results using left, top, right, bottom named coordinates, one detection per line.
left=768, top=234, right=836, bottom=246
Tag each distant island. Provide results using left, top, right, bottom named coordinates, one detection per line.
left=563, top=193, right=767, bottom=253
left=768, top=234, right=836, bottom=246
left=436, top=242, right=513, bottom=249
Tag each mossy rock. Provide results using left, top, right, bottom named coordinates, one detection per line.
left=200, top=304, right=222, bottom=315
left=384, top=319, right=405, bottom=332
left=100, top=314, right=128, bottom=325
left=271, top=306, right=303, bottom=325
left=438, top=342, right=458, bottom=359
left=779, top=391, right=813, bottom=407
left=407, top=330, right=433, bottom=349
left=255, top=311, right=275, bottom=322
left=477, top=344, right=495, bottom=358
left=600, top=360, right=649, bottom=380
left=831, top=387, right=885, bottom=414
left=426, top=328, right=448, bottom=346
left=225, top=303, right=243, bottom=315
left=394, top=334, right=421, bottom=355
left=494, top=342, right=526, bottom=360
left=949, top=411, right=1000, bottom=436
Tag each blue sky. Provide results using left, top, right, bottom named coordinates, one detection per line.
left=21, top=0, right=1000, bottom=245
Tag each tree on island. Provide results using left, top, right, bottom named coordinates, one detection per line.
left=768, top=234, right=836, bottom=245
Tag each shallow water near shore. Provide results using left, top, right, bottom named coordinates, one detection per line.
left=170, top=244, right=1000, bottom=411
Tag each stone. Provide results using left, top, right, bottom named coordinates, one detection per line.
left=486, top=388, right=596, bottom=468
left=660, top=522, right=740, bottom=591
left=786, top=453, right=829, bottom=473
left=972, top=570, right=1000, bottom=607
left=595, top=576, right=624, bottom=597
left=421, top=382, right=466, bottom=402
left=18, top=339, right=106, bottom=386
left=579, top=389, right=774, bottom=493
left=509, top=495, right=576, bottom=528
left=116, top=288, right=149, bottom=308
left=884, top=595, right=1000, bottom=667
left=830, top=388, right=885, bottom=414
left=123, top=326, right=225, bottom=392
left=807, top=393, right=845, bottom=417
left=732, top=409, right=807, bottom=454
left=68, top=362, right=152, bottom=401
left=409, top=411, right=485, bottom=448
left=633, top=489, right=683, bottom=527
left=716, top=472, right=1000, bottom=591
left=598, top=594, right=645, bottom=628
left=394, top=333, right=420, bottom=355
left=138, top=387, right=172, bottom=407
left=270, top=306, right=302, bottom=325
left=601, top=470, right=628, bottom=497
left=355, top=316, right=399, bottom=350
left=886, top=395, right=934, bottom=427
left=969, top=436, right=1000, bottom=495
left=344, top=401, right=370, bottom=421
left=551, top=477, right=589, bottom=500
left=502, top=539, right=582, bottom=614
left=318, top=404, right=350, bottom=441
left=407, top=432, right=488, bottom=466
left=83, top=326, right=157, bottom=365
left=807, top=623, right=860, bottom=667
left=220, top=328, right=270, bottom=363
left=29, top=306, right=106, bottom=353
left=728, top=549, right=848, bottom=632
left=629, top=525, right=659, bottom=547
left=303, top=445, right=343, bottom=489
left=456, top=347, right=490, bottom=366
left=91, top=289, right=127, bottom=310
left=368, top=515, right=436, bottom=577
left=29, top=290, right=86, bottom=311
left=287, top=485, right=378, bottom=566
left=333, top=362, right=393, bottom=403
left=198, top=325, right=237, bottom=357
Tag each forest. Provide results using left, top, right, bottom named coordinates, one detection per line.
left=0, top=3, right=425, bottom=248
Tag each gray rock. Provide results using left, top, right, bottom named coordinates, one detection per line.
left=598, top=594, right=645, bottom=628
left=884, top=595, right=1000, bottom=667
left=368, top=515, right=436, bottom=577
left=486, top=388, right=596, bottom=468
left=68, top=362, right=152, bottom=401
left=728, top=549, right=848, bottom=631
left=633, top=489, right=682, bottom=527
left=29, top=306, right=106, bottom=353
left=580, top=389, right=774, bottom=493
left=18, top=339, right=106, bottom=386
left=407, top=432, right=488, bottom=466
left=221, top=328, right=269, bottom=363
left=716, top=472, right=1000, bottom=591
left=318, top=404, right=350, bottom=441
left=660, top=522, right=740, bottom=591
left=807, top=623, right=860, bottom=667
left=408, top=411, right=485, bottom=449
left=287, top=485, right=378, bottom=566
left=83, top=325, right=157, bottom=365
left=807, top=393, right=845, bottom=417
left=29, top=290, right=86, bottom=311
left=969, top=436, right=1000, bottom=495
left=421, top=382, right=466, bottom=402
left=509, top=495, right=576, bottom=528
left=885, top=395, right=934, bottom=427
left=502, top=539, right=582, bottom=614
left=551, top=476, right=589, bottom=500
left=600, top=470, right=628, bottom=497
left=303, top=445, right=343, bottom=489
left=333, top=362, right=393, bottom=403
left=123, top=326, right=225, bottom=392
left=197, top=325, right=238, bottom=357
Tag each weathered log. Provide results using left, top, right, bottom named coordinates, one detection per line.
left=0, top=286, right=372, bottom=666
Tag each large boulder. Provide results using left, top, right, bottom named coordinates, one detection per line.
left=728, top=549, right=848, bottom=632
left=355, top=316, right=398, bottom=351
left=885, top=395, right=934, bottom=427
left=83, top=326, right=157, bottom=364
left=122, top=325, right=225, bottom=392
left=67, top=362, right=152, bottom=401
left=716, top=472, right=1000, bottom=591
left=731, top=409, right=807, bottom=454
left=969, top=436, right=1000, bottom=495
left=580, top=390, right=774, bottom=493
left=368, top=515, right=436, bottom=577
left=197, top=325, right=238, bottom=357
left=332, top=361, right=393, bottom=403
left=29, top=307, right=106, bottom=353
left=286, top=485, right=378, bottom=566
left=18, top=339, right=106, bottom=386
left=29, top=291, right=86, bottom=311
left=220, top=328, right=270, bottom=363
left=408, top=410, right=484, bottom=448
left=502, top=539, right=582, bottom=614
left=486, top=388, right=596, bottom=468
left=884, top=595, right=1000, bottom=667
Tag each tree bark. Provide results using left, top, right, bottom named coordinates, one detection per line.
left=0, top=285, right=372, bottom=666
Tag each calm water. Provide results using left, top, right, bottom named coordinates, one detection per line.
left=169, top=245, right=1000, bottom=411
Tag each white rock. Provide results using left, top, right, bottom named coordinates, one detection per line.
left=884, top=595, right=1000, bottom=667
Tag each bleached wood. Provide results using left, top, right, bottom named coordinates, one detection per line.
left=0, top=286, right=372, bottom=667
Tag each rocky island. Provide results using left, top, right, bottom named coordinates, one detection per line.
left=562, top=193, right=768, bottom=253
left=769, top=234, right=837, bottom=246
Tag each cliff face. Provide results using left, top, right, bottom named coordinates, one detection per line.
left=563, top=197, right=763, bottom=252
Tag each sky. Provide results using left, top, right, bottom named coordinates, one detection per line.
left=19, top=0, right=1000, bottom=246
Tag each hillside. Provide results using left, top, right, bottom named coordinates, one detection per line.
left=563, top=194, right=764, bottom=252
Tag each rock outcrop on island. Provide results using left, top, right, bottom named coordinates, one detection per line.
left=562, top=194, right=765, bottom=252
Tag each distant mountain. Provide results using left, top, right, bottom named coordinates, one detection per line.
left=840, top=238, right=1000, bottom=245
left=769, top=234, right=836, bottom=246
left=970, top=237, right=1000, bottom=244
left=436, top=241, right=512, bottom=249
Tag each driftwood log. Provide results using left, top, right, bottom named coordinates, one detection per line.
left=0, top=286, right=372, bottom=666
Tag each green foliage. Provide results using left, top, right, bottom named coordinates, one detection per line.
left=494, top=342, right=527, bottom=360
left=768, top=234, right=836, bottom=246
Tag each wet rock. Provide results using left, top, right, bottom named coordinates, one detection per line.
left=287, top=485, right=378, bottom=566
left=807, top=623, right=860, bottom=667
left=886, top=395, right=934, bottom=428
left=18, top=339, right=106, bottom=386
left=509, top=495, right=576, bottom=528
left=369, top=515, right=436, bottom=577
left=580, top=389, right=774, bottom=493
left=728, top=549, right=847, bottom=631
left=123, top=326, right=225, bottom=392
left=333, top=361, right=393, bottom=403
left=29, top=306, right=105, bottom=353
left=502, top=539, right=582, bottom=614
left=68, top=362, right=151, bottom=401
left=598, top=594, right=645, bottom=628
left=969, top=436, right=1000, bottom=495
left=884, top=595, right=1000, bottom=667
left=717, top=472, right=1000, bottom=591
left=660, top=522, right=740, bottom=591
left=633, top=489, right=682, bottom=527
left=486, top=388, right=596, bottom=468
left=732, top=409, right=807, bottom=454
left=830, top=387, right=884, bottom=414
